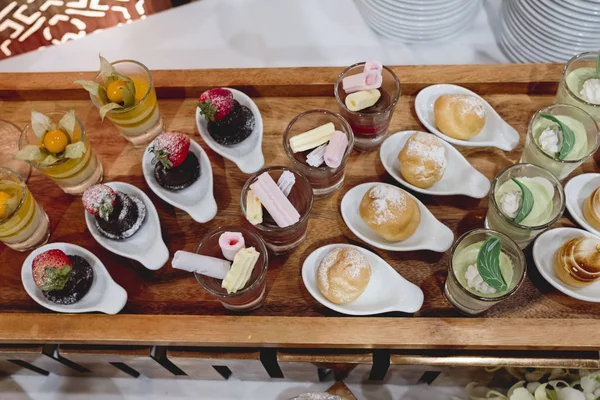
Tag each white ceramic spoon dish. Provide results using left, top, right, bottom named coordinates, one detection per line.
left=302, top=243, right=424, bottom=315
left=380, top=130, right=490, bottom=198
left=533, top=227, right=600, bottom=303
left=341, top=182, right=454, bottom=252
left=84, top=182, right=169, bottom=271
left=142, top=139, right=217, bottom=223
left=195, top=88, right=264, bottom=174
left=415, top=84, right=520, bottom=151
left=21, top=243, right=127, bottom=314
left=565, top=173, right=600, bottom=237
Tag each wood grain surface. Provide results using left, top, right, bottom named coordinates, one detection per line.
left=0, top=64, right=599, bottom=349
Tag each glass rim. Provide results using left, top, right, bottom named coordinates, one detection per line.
left=489, top=163, right=566, bottom=230
left=448, top=228, right=527, bottom=302
left=18, top=111, right=86, bottom=169
left=334, top=62, right=401, bottom=116
left=91, top=59, right=154, bottom=114
left=282, top=109, right=355, bottom=170
left=240, top=166, right=314, bottom=233
left=194, top=225, right=269, bottom=298
left=527, top=103, right=600, bottom=164
left=0, top=166, right=27, bottom=226
left=561, top=51, right=600, bottom=109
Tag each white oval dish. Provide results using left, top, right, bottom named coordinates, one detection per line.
left=565, top=173, right=600, bottom=237
left=84, top=182, right=169, bottom=271
left=302, top=243, right=424, bottom=315
left=341, top=182, right=454, bottom=252
left=21, top=242, right=127, bottom=314
left=195, top=88, right=264, bottom=174
left=380, top=130, right=490, bottom=198
left=532, top=227, right=600, bottom=303
left=142, top=138, right=217, bottom=223
left=415, top=84, right=520, bottom=151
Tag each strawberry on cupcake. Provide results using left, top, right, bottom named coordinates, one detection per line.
left=148, top=132, right=200, bottom=191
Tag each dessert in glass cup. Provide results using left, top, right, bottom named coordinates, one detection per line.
left=0, top=167, right=50, bottom=251
left=76, top=56, right=163, bottom=146
left=16, top=110, right=103, bottom=195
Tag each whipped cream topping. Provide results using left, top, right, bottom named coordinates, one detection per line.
left=465, top=264, right=497, bottom=295
left=580, top=78, right=600, bottom=105
left=538, top=126, right=562, bottom=154
left=499, top=190, right=522, bottom=218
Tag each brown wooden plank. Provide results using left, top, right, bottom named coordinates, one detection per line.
left=166, top=347, right=262, bottom=380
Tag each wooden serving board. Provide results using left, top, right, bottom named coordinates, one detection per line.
left=0, top=64, right=599, bottom=350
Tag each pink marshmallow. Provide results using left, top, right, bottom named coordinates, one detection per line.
left=250, top=172, right=300, bottom=228
left=306, top=144, right=327, bottom=167
left=219, top=232, right=245, bottom=261
left=364, top=61, right=383, bottom=73
left=324, top=131, right=349, bottom=168
left=342, top=70, right=382, bottom=94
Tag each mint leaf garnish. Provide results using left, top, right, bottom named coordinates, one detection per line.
left=539, top=113, right=575, bottom=160
left=511, top=178, right=534, bottom=224
left=477, top=236, right=507, bottom=292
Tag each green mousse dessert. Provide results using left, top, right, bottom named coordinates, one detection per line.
left=555, top=51, right=600, bottom=124
left=494, top=177, right=554, bottom=227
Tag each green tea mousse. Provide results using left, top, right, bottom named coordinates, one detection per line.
left=565, top=67, right=600, bottom=106
left=532, top=115, right=588, bottom=161
left=494, top=177, right=554, bottom=227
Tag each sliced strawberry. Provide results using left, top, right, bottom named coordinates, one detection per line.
left=82, top=184, right=117, bottom=221
left=198, top=88, right=234, bottom=121
left=32, top=249, right=72, bottom=292
left=148, top=132, right=190, bottom=168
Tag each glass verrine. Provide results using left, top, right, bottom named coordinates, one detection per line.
left=520, top=104, right=599, bottom=180
left=283, top=110, right=354, bottom=198
left=555, top=52, right=600, bottom=126
left=91, top=60, right=163, bottom=146
left=485, top=163, right=565, bottom=249
left=241, top=166, right=313, bottom=255
left=444, top=229, right=526, bottom=315
left=19, top=112, right=103, bottom=195
left=0, top=120, right=30, bottom=181
left=194, top=226, right=268, bottom=311
left=0, top=167, right=50, bottom=251
left=334, top=62, right=401, bottom=152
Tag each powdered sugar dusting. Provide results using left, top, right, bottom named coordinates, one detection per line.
left=82, top=184, right=116, bottom=212
left=318, top=247, right=371, bottom=303
left=368, top=185, right=407, bottom=225
left=154, top=132, right=190, bottom=158
left=449, top=94, right=486, bottom=118
left=404, top=132, right=447, bottom=170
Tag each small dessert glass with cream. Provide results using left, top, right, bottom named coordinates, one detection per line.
left=334, top=62, right=400, bottom=152
left=520, top=104, right=599, bottom=180
left=445, top=229, right=526, bottom=315
left=283, top=110, right=354, bottom=198
left=195, top=226, right=268, bottom=311
left=485, top=163, right=565, bottom=249
left=0, top=167, right=50, bottom=251
left=555, top=52, right=600, bottom=126
left=241, top=166, right=313, bottom=254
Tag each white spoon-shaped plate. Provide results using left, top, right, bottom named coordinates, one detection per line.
left=341, top=182, right=454, bottom=252
left=302, top=244, right=424, bottom=315
left=84, top=182, right=169, bottom=270
left=415, top=84, right=520, bottom=151
left=565, top=173, right=600, bottom=237
left=380, top=130, right=490, bottom=198
left=21, top=243, right=127, bottom=314
left=142, top=138, right=217, bottom=223
left=533, top=227, right=600, bottom=303
left=195, top=88, right=264, bottom=174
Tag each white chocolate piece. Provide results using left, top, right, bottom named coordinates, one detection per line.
left=172, top=250, right=230, bottom=279
left=219, top=232, right=245, bottom=261
left=221, top=247, right=260, bottom=294
left=277, top=170, right=296, bottom=197
left=306, top=144, right=327, bottom=167
left=245, top=189, right=263, bottom=225
left=345, top=89, right=381, bottom=112
left=289, top=122, right=335, bottom=153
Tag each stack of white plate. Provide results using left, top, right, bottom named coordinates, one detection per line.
left=500, top=0, right=600, bottom=63
left=354, top=0, right=482, bottom=43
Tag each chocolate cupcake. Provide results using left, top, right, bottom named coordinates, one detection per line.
left=198, top=88, right=255, bottom=146
left=149, top=132, right=200, bottom=191
left=32, top=250, right=94, bottom=305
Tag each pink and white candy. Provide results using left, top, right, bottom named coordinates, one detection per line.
left=219, top=232, right=245, bottom=261
left=324, top=131, right=349, bottom=168
left=250, top=172, right=300, bottom=228
left=172, top=250, right=230, bottom=279
left=364, top=61, right=382, bottom=73
left=306, top=144, right=327, bottom=167
left=277, top=170, right=296, bottom=197
left=342, top=70, right=382, bottom=94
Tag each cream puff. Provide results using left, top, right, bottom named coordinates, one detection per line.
left=434, top=94, right=486, bottom=140
left=398, top=132, right=447, bottom=189
left=317, top=247, right=371, bottom=305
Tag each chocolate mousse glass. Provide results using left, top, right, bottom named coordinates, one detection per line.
left=241, top=166, right=313, bottom=255
left=521, top=104, right=599, bottom=180
left=195, top=226, right=268, bottom=311
left=283, top=110, right=354, bottom=198
left=444, top=229, right=526, bottom=315
left=334, top=62, right=400, bottom=152
left=555, top=52, right=600, bottom=126
left=485, top=163, right=565, bottom=249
